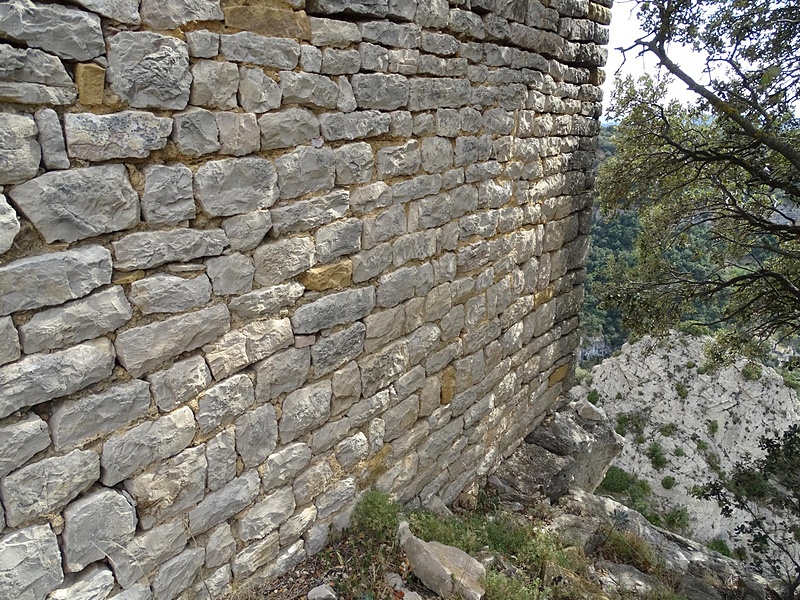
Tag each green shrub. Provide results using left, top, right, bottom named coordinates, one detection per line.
left=659, top=423, right=678, bottom=436
left=685, top=361, right=696, bottom=369
left=615, top=413, right=629, bottom=436
left=696, top=439, right=709, bottom=451
left=741, top=361, right=763, bottom=381
left=661, top=476, right=676, bottom=489
left=674, top=447, right=686, bottom=457
left=646, top=442, right=668, bottom=470
left=597, top=525, right=656, bottom=573
left=587, top=389, right=600, bottom=405
left=674, top=382, right=688, bottom=399
left=598, top=466, right=636, bottom=494
left=706, top=539, right=732, bottom=557
left=350, top=490, right=401, bottom=538
left=635, top=434, right=646, bottom=444
left=485, top=572, right=549, bottom=600
left=697, top=364, right=710, bottom=375
left=663, top=506, right=690, bottom=533
left=706, top=420, right=719, bottom=435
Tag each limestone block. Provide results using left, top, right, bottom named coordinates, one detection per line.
left=189, top=470, right=260, bottom=534
left=206, top=524, right=236, bottom=569
left=334, top=142, right=374, bottom=185
left=140, top=0, right=223, bottom=29
left=311, top=418, right=351, bottom=454
left=223, top=210, right=272, bottom=252
left=312, top=322, right=366, bottom=377
left=231, top=532, right=279, bottom=580
left=190, top=60, right=239, bottom=110
left=19, top=286, right=132, bottom=354
left=224, top=5, right=311, bottom=39
left=271, top=189, right=348, bottom=236
left=194, top=157, right=278, bottom=217
left=407, top=77, right=471, bottom=111
left=229, top=283, right=305, bottom=319
left=0, top=45, right=77, bottom=106
left=150, top=547, right=204, bottom=600
left=261, top=443, right=312, bottom=492
left=258, top=108, right=319, bottom=150
left=0, top=449, right=99, bottom=527
left=197, top=373, right=255, bottom=433
left=235, top=403, right=278, bottom=468
left=203, top=317, right=293, bottom=379
left=65, top=111, right=172, bottom=161
left=254, top=346, right=310, bottom=401
left=140, top=164, right=195, bottom=225
left=61, top=489, right=137, bottom=572
left=279, top=71, right=339, bottom=109
left=421, top=31, right=459, bottom=55
left=109, top=584, right=151, bottom=600
left=318, top=110, right=391, bottom=141
left=279, top=381, right=332, bottom=443
left=171, top=108, right=220, bottom=156
left=206, top=428, right=236, bottom=492
left=0, top=524, right=63, bottom=600
left=74, top=62, right=105, bottom=106
left=321, top=49, right=360, bottom=75
left=115, top=304, right=230, bottom=376
left=316, top=219, right=362, bottom=263
left=238, top=486, right=295, bottom=541
left=0, top=0, right=103, bottom=61
left=186, top=30, right=219, bottom=58
left=206, top=254, right=254, bottom=296
left=147, top=355, right=212, bottom=412
left=377, top=140, right=420, bottom=179
left=50, top=379, right=151, bottom=452
left=130, top=274, right=211, bottom=314
left=350, top=73, right=409, bottom=110
left=291, top=286, right=375, bottom=334
left=0, top=414, right=50, bottom=478
left=0, top=112, right=40, bottom=185
left=216, top=112, right=260, bottom=156
left=0, top=194, right=20, bottom=256
left=306, top=0, right=388, bottom=18
left=359, top=339, right=410, bottom=396
left=100, top=406, right=196, bottom=485
left=280, top=505, right=317, bottom=545
left=112, top=229, right=228, bottom=271
left=309, top=17, right=362, bottom=47
left=107, top=32, right=191, bottom=110
left=50, top=565, right=114, bottom=600
left=124, top=446, right=207, bottom=530
left=421, top=136, right=454, bottom=173
left=10, top=164, right=139, bottom=244
left=0, top=337, right=115, bottom=419
left=292, top=459, right=334, bottom=505
left=359, top=42, right=389, bottom=72
left=221, top=32, right=300, bottom=69
left=33, top=108, right=69, bottom=170
left=361, top=21, right=421, bottom=48
left=70, top=0, right=140, bottom=23
left=108, top=521, right=186, bottom=588
left=301, top=44, right=323, bottom=72
left=350, top=181, right=393, bottom=214
left=362, top=204, right=406, bottom=249
left=351, top=243, right=393, bottom=283
left=299, top=260, right=353, bottom=291
left=335, top=434, right=368, bottom=470
left=316, top=477, right=356, bottom=518
left=238, top=66, right=281, bottom=113
left=337, top=76, right=357, bottom=112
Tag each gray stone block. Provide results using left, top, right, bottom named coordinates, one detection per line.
left=141, top=0, right=223, bottom=29
left=321, top=49, right=361, bottom=74
left=280, top=381, right=332, bottom=443
left=231, top=532, right=279, bottom=580
left=195, top=156, right=278, bottom=217
left=108, top=521, right=187, bottom=588
left=352, top=243, right=393, bottom=283
left=258, top=108, right=319, bottom=150
left=377, top=140, right=420, bottom=179
left=255, top=346, right=310, bottom=401
left=407, top=77, right=471, bottom=110
left=0, top=449, right=99, bottom=527
left=239, top=486, right=295, bottom=542
left=319, top=110, right=391, bottom=141
left=215, top=112, right=260, bottom=156
left=316, top=218, right=362, bottom=263
left=291, top=286, right=375, bottom=334
left=223, top=210, right=272, bottom=252
left=0, top=414, right=50, bottom=479
left=115, top=304, right=230, bottom=377
left=0, top=0, right=103, bottom=61
left=206, top=524, right=236, bottom=569
left=0, top=337, right=115, bottom=419
left=49, top=564, right=114, bottom=600
left=235, top=403, right=278, bottom=468
left=309, top=17, right=362, bottom=47
left=19, top=286, right=132, bottom=354
left=362, top=204, right=406, bottom=249
left=229, top=283, right=304, bottom=320
left=359, top=42, right=389, bottom=72
left=186, top=30, right=219, bottom=57
left=151, top=547, right=204, bottom=600
left=334, top=142, right=374, bottom=185
left=0, top=45, right=76, bottom=106
left=206, top=254, right=254, bottom=296
left=61, top=489, right=137, bottom=572
left=253, top=237, right=315, bottom=286
left=50, top=379, right=151, bottom=452
left=197, top=373, right=255, bottom=433
left=108, top=31, right=191, bottom=110
left=350, top=181, right=393, bottom=214
left=190, top=60, right=239, bottom=110
left=71, top=0, right=140, bottom=24
left=238, top=66, right=282, bottom=113
left=312, top=322, right=366, bottom=377
left=261, top=443, right=312, bottom=492
left=301, top=44, right=323, bottom=72
left=0, top=112, right=40, bottom=185
left=272, top=189, right=349, bottom=236
left=206, top=428, right=236, bottom=492
left=147, top=355, right=212, bottom=412
left=306, top=0, right=388, bottom=17
left=65, top=111, right=172, bottom=161
left=9, top=164, right=138, bottom=244
left=141, top=164, right=196, bottom=225
left=311, top=418, right=351, bottom=454
left=172, top=108, right=220, bottom=157
left=275, top=146, right=336, bottom=199
left=360, top=21, right=421, bottom=48
left=112, top=228, right=228, bottom=271
left=0, top=524, right=63, bottom=600
left=347, top=388, right=391, bottom=427
left=129, top=274, right=211, bottom=315
left=279, top=71, right=340, bottom=109
left=189, top=470, right=260, bottom=534
left=0, top=194, right=20, bottom=255
left=221, top=32, right=300, bottom=69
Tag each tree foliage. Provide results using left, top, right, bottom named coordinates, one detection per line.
left=597, top=0, right=800, bottom=351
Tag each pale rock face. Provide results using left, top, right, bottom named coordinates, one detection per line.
left=112, top=229, right=229, bottom=271
left=0, top=44, right=77, bottom=105
left=0, top=112, right=40, bottom=185
left=279, top=381, right=333, bottom=443
left=171, top=108, right=220, bottom=156
left=0, top=414, right=50, bottom=478
left=0, top=194, right=20, bottom=255
left=190, top=60, right=239, bottom=110
left=64, top=111, right=172, bottom=161
left=194, top=157, right=278, bottom=217
left=49, top=565, right=115, bottom=600
left=221, top=33, right=301, bottom=69
left=238, top=66, right=282, bottom=113
left=0, top=524, right=64, bottom=600
left=140, top=0, right=223, bottom=29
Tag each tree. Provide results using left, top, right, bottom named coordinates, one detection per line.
left=596, top=0, right=800, bottom=353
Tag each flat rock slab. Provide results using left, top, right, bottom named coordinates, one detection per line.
left=0, top=44, right=77, bottom=105
left=140, top=0, right=223, bottom=29
left=0, top=112, right=40, bottom=185
left=65, top=111, right=172, bottom=161
left=112, top=228, right=228, bottom=271
left=194, top=157, right=278, bottom=217
left=0, top=524, right=64, bottom=600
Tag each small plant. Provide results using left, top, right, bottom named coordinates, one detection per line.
left=616, top=392, right=623, bottom=399
left=741, top=361, right=763, bottom=381
left=587, top=389, right=600, bottom=405
left=697, top=364, right=710, bottom=375
left=663, top=506, right=690, bottom=533
left=661, top=476, right=676, bottom=490
left=646, top=442, right=668, bottom=470
left=686, top=361, right=696, bottom=369
left=635, top=434, right=646, bottom=444
left=706, top=539, right=732, bottom=557
left=616, top=413, right=630, bottom=436
left=696, top=439, right=709, bottom=451
left=674, top=447, right=686, bottom=457
left=596, top=524, right=656, bottom=573
left=485, top=572, right=549, bottom=600
left=350, top=490, right=401, bottom=538
left=674, top=382, right=688, bottom=399
left=706, top=420, right=719, bottom=436
left=598, top=466, right=636, bottom=494
left=659, top=423, right=678, bottom=436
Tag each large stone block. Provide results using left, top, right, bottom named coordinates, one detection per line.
left=115, top=304, right=230, bottom=377
left=61, top=489, right=137, bottom=572
left=0, top=113, right=40, bottom=185
left=236, top=403, right=278, bottom=468
left=306, top=0, right=388, bottom=17
left=147, top=355, right=212, bottom=412
left=190, top=59, right=239, bottom=110
left=49, top=565, right=114, bottom=600
left=50, top=379, right=150, bottom=452
left=0, top=337, right=115, bottom=419
left=255, top=346, right=310, bottom=401
left=107, top=521, right=186, bottom=589
left=100, top=406, right=196, bottom=486
left=238, top=486, right=295, bottom=541
left=0, top=414, right=50, bottom=479
left=316, top=218, right=362, bottom=262
left=291, top=286, right=375, bottom=334
left=275, top=146, right=336, bottom=199
left=189, top=470, right=260, bottom=534
left=171, top=108, right=220, bottom=156
left=19, top=286, right=132, bottom=354
left=0, top=316, right=19, bottom=366
left=32, top=108, right=67, bottom=171
left=258, top=108, right=319, bottom=150
left=151, top=547, right=204, bottom=600
left=309, top=17, right=362, bottom=47
left=112, top=228, right=229, bottom=271
left=279, top=71, right=340, bottom=109
left=261, top=443, right=312, bottom=492
left=229, top=283, right=305, bottom=319
left=319, top=110, right=391, bottom=141
left=202, top=318, right=293, bottom=379
left=107, top=32, right=191, bottom=110
left=9, top=164, right=139, bottom=244
left=280, top=381, right=332, bottom=443
left=64, top=111, right=172, bottom=161
left=271, top=189, right=349, bottom=235
left=312, top=322, right=366, bottom=377
left=194, top=157, right=278, bottom=217
left=407, top=77, right=471, bottom=110
left=0, top=524, right=63, bottom=600
left=223, top=210, right=272, bottom=252
left=224, top=5, right=311, bottom=39
left=197, top=373, right=255, bottom=433
left=0, top=449, right=99, bottom=527
left=0, top=44, right=77, bottom=105
left=216, top=112, right=261, bottom=156
left=221, top=32, right=301, bottom=69
left=350, top=73, right=409, bottom=110
left=129, top=273, right=211, bottom=315
left=140, top=0, right=223, bottom=29
left=239, top=66, right=282, bottom=113
left=0, top=194, right=19, bottom=257
left=206, top=429, right=236, bottom=492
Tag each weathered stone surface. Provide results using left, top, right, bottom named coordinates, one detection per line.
left=0, top=449, right=99, bottom=528
left=130, top=273, right=211, bottom=315
left=319, top=110, right=391, bottom=141
left=112, top=229, right=228, bottom=271
left=140, top=0, right=223, bottom=29
left=65, top=112, right=171, bottom=161
left=50, top=564, right=114, bottom=600
left=316, top=218, right=362, bottom=262
left=292, top=287, right=375, bottom=334
left=0, top=44, right=76, bottom=105
left=19, top=286, right=132, bottom=354
left=310, top=17, right=362, bottom=47
left=0, top=524, right=63, bottom=600
left=223, top=210, right=272, bottom=252
left=408, top=78, right=471, bottom=110
left=360, top=339, right=410, bottom=396
left=187, top=30, right=219, bottom=58
left=197, top=373, right=255, bottom=433
left=74, top=62, right=105, bottom=106
left=262, top=443, right=312, bottom=492
left=195, top=157, right=278, bottom=217
left=50, top=379, right=151, bottom=452
left=0, top=194, right=20, bottom=255
left=279, top=71, right=340, bottom=109
left=0, top=414, right=50, bottom=479
left=206, top=428, right=236, bottom=492
left=61, top=489, right=136, bottom=572
left=334, top=142, right=374, bottom=185
left=236, top=403, right=278, bottom=468
left=335, top=434, right=368, bottom=470
left=34, top=108, right=68, bottom=170
left=313, top=323, right=366, bottom=377
left=10, top=164, right=138, bottom=244
left=216, top=112, right=260, bottom=156
left=231, top=532, right=279, bottom=580
left=307, top=0, right=389, bottom=18
left=300, top=260, right=353, bottom=291
left=151, top=547, right=204, bottom=600
left=190, top=60, right=239, bottom=110
left=206, top=524, right=236, bottom=569
left=280, top=381, right=333, bottom=443
left=258, top=108, right=319, bottom=150
left=229, top=283, right=305, bottom=318
left=101, top=406, right=195, bottom=485
left=189, top=470, right=260, bottom=534
left=0, top=0, right=103, bottom=61
left=271, top=189, right=349, bottom=236
left=72, top=0, right=140, bottom=24
left=377, top=140, right=421, bottom=179
left=172, top=108, right=220, bottom=156
left=238, top=66, right=282, bottom=113
left=108, top=32, right=191, bottom=110
left=0, top=113, right=39, bottom=185
left=108, top=521, right=186, bottom=588
left=202, top=317, right=293, bottom=379
left=350, top=73, right=409, bottom=110
left=275, top=146, right=336, bottom=199
left=0, top=337, right=115, bottom=419
left=206, top=254, right=254, bottom=296
left=147, top=355, right=212, bottom=412
left=221, top=33, right=301, bottom=69
left=238, top=486, right=295, bottom=541
left=125, top=446, right=206, bottom=531
left=292, top=459, right=334, bottom=505
left=0, top=316, right=19, bottom=367
left=255, top=346, right=310, bottom=401
left=321, top=49, right=360, bottom=75
left=224, top=5, right=311, bottom=39
left=115, top=304, right=230, bottom=376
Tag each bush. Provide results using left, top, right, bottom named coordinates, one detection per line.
left=741, top=361, right=763, bottom=381
left=485, top=572, right=549, bottom=600
left=674, top=447, right=686, bottom=457
left=706, top=420, right=719, bottom=435
left=696, top=439, right=709, bottom=451
left=596, top=525, right=656, bottom=573
left=646, top=442, right=668, bottom=470
left=661, top=476, right=676, bottom=489
left=598, top=466, right=636, bottom=494
left=659, top=423, right=678, bottom=436
left=663, top=506, right=690, bottom=533
left=706, top=539, right=733, bottom=557
left=674, top=382, right=688, bottom=399
left=350, top=490, right=401, bottom=538
left=587, top=389, right=600, bottom=405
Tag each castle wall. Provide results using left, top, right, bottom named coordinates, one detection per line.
left=0, top=0, right=609, bottom=597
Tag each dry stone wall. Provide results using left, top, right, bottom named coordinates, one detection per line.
left=0, top=0, right=609, bottom=598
